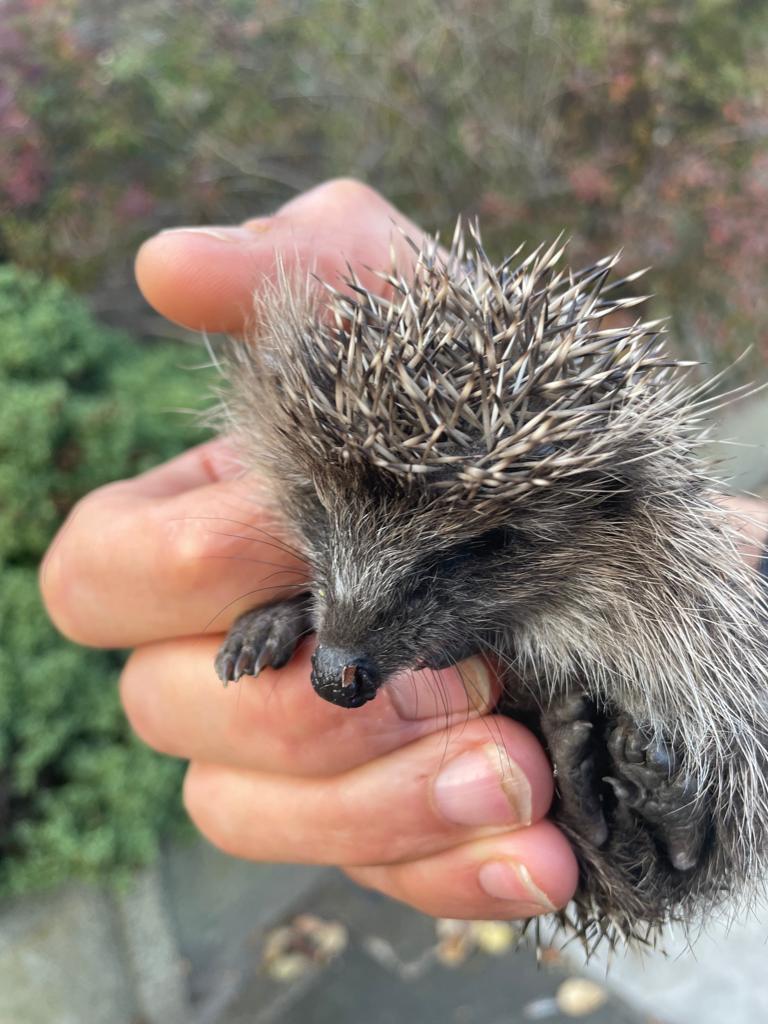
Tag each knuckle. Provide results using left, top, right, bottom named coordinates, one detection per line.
left=39, top=493, right=103, bottom=642
left=183, top=764, right=215, bottom=837
left=39, top=546, right=71, bottom=635
left=182, top=764, right=240, bottom=857
left=316, top=177, right=384, bottom=211
left=161, top=513, right=222, bottom=594
left=181, top=762, right=208, bottom=820
left=322, top=779, right=397, bottom=865
left=119, top=650, right=163, bottom=751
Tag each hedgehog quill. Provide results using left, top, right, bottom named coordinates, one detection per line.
left=213, top=225, right=768, bottom=952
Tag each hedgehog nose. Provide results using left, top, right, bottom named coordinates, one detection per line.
left=310, top=647, right=382, bottom=708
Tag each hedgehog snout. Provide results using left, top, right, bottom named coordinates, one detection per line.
left=310, top=646, right=382, bottom=709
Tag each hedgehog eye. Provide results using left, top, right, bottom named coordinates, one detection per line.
left=464, top=526, right=521, bottom=558
left=412, top=527, right=524, bottom=580
left=446, top=526, right=526, bottom=565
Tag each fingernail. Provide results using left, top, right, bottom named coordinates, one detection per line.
left=456, top=657, right=493, bottom=713
left=386, top=657, right=492, bottom=721
left=158, top=226, right=243, bottom=242
left=433, top=743, right=532, bottom=827
left=478, top=860, right=556, bottom=911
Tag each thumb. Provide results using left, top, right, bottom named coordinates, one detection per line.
left=134, top=178, right=427, bottom=334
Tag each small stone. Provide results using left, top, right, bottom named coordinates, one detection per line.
left=298, top=916, right=348, bottom=960
left=267, top=952, right=312, bottom=983
left=263, top=926, right=294, bottom=963
left=469, top=920, right=517, bottom=955
left=435, top=919, right=473, bottom=967
left=435, top=918, right=468, bottom=939
left=261, top=914, right=348, bottom=982
left=555, top=977, right=609, bottom=1016
left=270, top=950, right=313, bottom=983
left=522, top=996, right=559, bottom=1020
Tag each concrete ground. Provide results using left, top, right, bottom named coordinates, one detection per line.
left=191, top=865, right=768, bottom=1024
left=214, top=870, right=648, bottom=1024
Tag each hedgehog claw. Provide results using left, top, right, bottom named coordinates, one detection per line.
left=233, top=647, right=255, bottom=680
left=219, top=655, right=236, bottom=687
left=215, top=593, right=313, bottom=684
left=603, top=775, right=635, bottom=803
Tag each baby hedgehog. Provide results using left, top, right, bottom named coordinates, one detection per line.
left=213, top=225, right=768, bottom=951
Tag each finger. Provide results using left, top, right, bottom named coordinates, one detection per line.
left=121, top=640, right=500, bottom=775
left=346, top=821, right=579, bottom=920
left=41, top=452, right=307, bottom=647
left=717, top=495, right=768, bottom=570
left=181, top=716, right=555, bottom=867
left=42, top=437, right=240, bottom=593
left=135, top=178, right=427, bottom=334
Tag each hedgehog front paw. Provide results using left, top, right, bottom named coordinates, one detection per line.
left=215, top=593, right=313, bottom=685
left=605, top=716, right=710, bottom=872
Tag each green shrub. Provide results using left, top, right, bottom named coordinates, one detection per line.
left=0, top=265, right=211, bottom=896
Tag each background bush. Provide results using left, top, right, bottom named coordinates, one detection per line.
left=0, top=265, right=210, bottom=896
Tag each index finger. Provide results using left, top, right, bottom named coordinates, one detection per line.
left=40, top=438, right=309, bottom=647
left=135, top=178, right=427, bottom=334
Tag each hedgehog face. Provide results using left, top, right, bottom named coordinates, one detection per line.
left=297, top=480, right=596, bottom=707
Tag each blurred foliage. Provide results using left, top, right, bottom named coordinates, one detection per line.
left=0, top=265, right=210, bottom=896
left=1, top=0, right=767, bottom=370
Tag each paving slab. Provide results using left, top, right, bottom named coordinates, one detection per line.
left=571, top=907, right=768, bottom=1024
left=218, top=872, right=648, bottom=1024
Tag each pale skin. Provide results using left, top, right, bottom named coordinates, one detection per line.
left=40, top=179, right=768, bottom=922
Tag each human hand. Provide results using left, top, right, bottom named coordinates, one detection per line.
left=41, top=179, right=580, bottom=920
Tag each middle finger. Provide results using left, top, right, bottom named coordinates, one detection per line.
left=182, top=713, right=554, bottom=868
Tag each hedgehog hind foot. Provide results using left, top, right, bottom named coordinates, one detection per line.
left=540, top=696, right=711, bottom=876
left=605, top=716, right=710, bottom=873
left=536, top=695, right=716, bottom=948
left=215, top=593, right=313, bottom=684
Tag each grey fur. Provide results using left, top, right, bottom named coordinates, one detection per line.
left=213, top=225, right=768, bottom=952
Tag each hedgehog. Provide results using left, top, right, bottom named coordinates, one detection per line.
left=212, top=224, right=768, bottom=952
